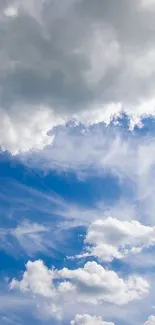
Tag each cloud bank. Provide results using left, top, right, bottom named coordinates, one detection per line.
left=1, top=0, right=155, bottom=153
left=10, top=259, right=149, bottom=319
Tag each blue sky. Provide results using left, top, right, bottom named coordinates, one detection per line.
left=1, top=1, right=155, bottom=325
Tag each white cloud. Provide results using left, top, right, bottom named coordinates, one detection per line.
left=10, top=259, right=149, bottom=320
left=20, top=122, right=155, bottom=232
left=22, top=125, right=155, bottom=227
left=70, top=314, right=115, bottom=325
left=0, top=107, right=65, bottom=155
left=10, top=260, right=55, bottom=297
left=12, top=220, right=47, bottom=237
left=11, top=219, right=49, bottom=255
left=56, top=261, right=149, bottom=305
left=143, top=315, right=155, bottom=325
left=1, top=0, right=155, bottom=153
left=0, top=218, right=52, bottom=257
left=21, top=123, right=153, bottom=181
left=76, top=217, right=155, bottom=262
left=21, top=124, right=136, bottom=176
left=4, top=6, right=18, bottom=18
left=140, top=0, right=155, bottom=10
left=71, top=314, right=155, bottom=325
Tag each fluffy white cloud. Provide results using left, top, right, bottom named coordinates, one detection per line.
left=70, top=314, right=115, bottom=325
left=10, top=260, right=55, bottom=298
left=0, top=107, right=65, bottom=155
left=56, top=261, right=149, bottom=305
left=10, top=259, right=149, bottom=319
left=1, top=0, right=155, bottom=153
left=143, top=315, right=155, bottom=325
left=71, top=314, right=155, bottom=325
left=77, top=217, right=155, bottom=262
left=70, top=314, right=155, bottom=325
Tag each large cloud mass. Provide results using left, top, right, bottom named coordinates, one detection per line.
left=10, top=259, right=149, bottom=319
left=1, top=0, right=155, bottom=153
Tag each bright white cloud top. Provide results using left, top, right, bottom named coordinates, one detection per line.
left=76, top=218, right=155, bottom=261
left=71, top=314, right=155, bottom=325
left=70, top=314, right=115, bottom=325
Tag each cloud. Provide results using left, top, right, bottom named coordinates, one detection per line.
left=71, top=314, right=155, bottom=325
left=140, top=0, right=155, bottom=10
left=0, top=107, right=63, bottom=155
left=4, top=6, right=18, bottom=18
left=21, top=122, right=154, bottom=182
left=20, top=122, right=137, bottom=179
left=21, top=121, right=155, bottom=229
left=70, top=313, right=155, bottom=325
left=76, top=217, right=155, bottom=262
left=21, top=123, right=155, bottom=227
left=10, top=260, right=55, bottom=297
left=11, top=219, right=49, bottom=256
left=56, top=261, right=149, bottom=305
left=0, top=219, right=53, bottom=257
left=143, top=315, right=155, bottom=325
left=10, top=259, right=149, bottom=320
left=1, top=0, right=155, bottom=153
left=70, top=314, right=115, bottom=325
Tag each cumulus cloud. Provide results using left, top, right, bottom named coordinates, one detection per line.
left=10, top=260, right=55, bottom=297
left=10, top=259, right=149, bottom=320
left=71, top=314, right=155, bottom=325
left=0, top=107, right=64, bottom=155
left=1, top=0, right=155, bottom=153
left=76, top=217, right=155, bottom=262
left=143, top=315, right=155, bottom=325
left=70, top=314, right=155, bottom=325
left=70, top=314, right=115, bottom=325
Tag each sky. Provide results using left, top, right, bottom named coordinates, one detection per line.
left=1, top=1, right=155, bottom=324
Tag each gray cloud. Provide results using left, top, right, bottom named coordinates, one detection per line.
left=0, top=0, right=155, bottom=107
left=1, top=0, right=155, bottom=153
